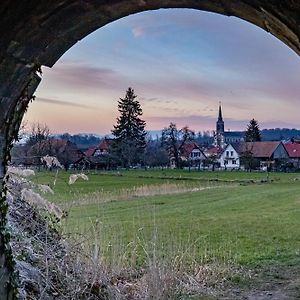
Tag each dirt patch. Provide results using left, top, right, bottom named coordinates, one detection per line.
left=220, top=264, right=300, bottom=300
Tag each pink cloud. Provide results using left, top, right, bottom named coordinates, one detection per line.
left=132, top=26, right=145, bottom=38
left=36, top=97, right=95, bottom=109
left=146, top=114, right=249, bottom=132
left=42, top=61, right=127, bottom=92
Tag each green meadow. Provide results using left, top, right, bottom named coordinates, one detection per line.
left=34, top=169, right=300, bottom=270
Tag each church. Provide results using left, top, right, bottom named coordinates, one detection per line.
left=213, top=103, right=244, bottom=149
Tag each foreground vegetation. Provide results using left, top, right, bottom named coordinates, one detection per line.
left=32, top=169, right=300, bottom=298
left=28, top=170, right=300, bottom=299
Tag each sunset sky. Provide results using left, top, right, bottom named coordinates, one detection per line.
left=25, top=9, right=300, bottom=135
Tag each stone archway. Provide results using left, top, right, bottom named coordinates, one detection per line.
left=0, top=1, right=299, bottom=298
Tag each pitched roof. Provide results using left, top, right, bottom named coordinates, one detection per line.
left=230, top=143, right=242, bottom=153
left=222, top=143, right=240, bottom=153
left=98, top=138, right=110, bottom=151
left=181, top=142, right=201, bottom=157
left=84, top=147, right=96, bottom=157
left=238, top=141, right=281, bottom=158
left=204, top=146, right=223, bottom=157
left=284, top=143, right=300, bottom=158
left=84, top=138, right=112, bottom=157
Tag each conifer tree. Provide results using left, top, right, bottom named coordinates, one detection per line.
left=112, top=87, right=146, bottom=167
left=245, top=118, right=261, bottom=142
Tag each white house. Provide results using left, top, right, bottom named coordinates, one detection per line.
left=170, top=142, right=206, bottom=169
left=219, top=143, right=240, bottom=169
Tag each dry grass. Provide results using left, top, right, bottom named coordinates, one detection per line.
left=68, top=182, right=233, bottom=208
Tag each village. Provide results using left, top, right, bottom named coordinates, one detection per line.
left=11, top=103, right=300, bottom=173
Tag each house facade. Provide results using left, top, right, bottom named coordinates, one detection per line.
left=219, top=143, right=240, bottom=169
left=284, top=142, right=300, bottom=169
left=238, top=141, right=288, bottom=170
left=170, top=142, right=206, bottom=169
left=79, top=138, right=116, bottom=169
left=182, top=143, right=206, bottom=166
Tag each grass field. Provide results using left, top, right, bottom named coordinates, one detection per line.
left=33, top=169, right=300, bottom=270
left=29, top=169, right=300, bottom=298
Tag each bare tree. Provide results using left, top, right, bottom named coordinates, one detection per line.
left=26, top=123, right=51, bottom=167
left=162, top=123, right=195, bottom=169
left=26, top=123, right=50, bottom=146
left=239, top=142, right=259, bottom=171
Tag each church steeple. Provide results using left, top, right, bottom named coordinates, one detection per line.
left=218, top=102, right=223, bottom=121
left=216, top=102, right=224, bottom=135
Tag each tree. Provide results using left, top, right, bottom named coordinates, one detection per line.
left=11, top=122, right=51, bottom=166
left=26, top=122, right=50, bottom=146
left=43, top=140, right=82, bottom=170
left=240, top=143, right=257, bottom=171
left=144, top=136, right=169, bottom=168
left=245, top=119, right=261, bottom=142
left=111, top=87, right=147, bottom=168
left=26, top=123, right=51, bottom=167
left=203, top=154, right=219, bottom=171
left=162, top=123, right=195, bottom=168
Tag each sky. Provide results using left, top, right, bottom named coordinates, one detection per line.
left=25, top=9, right=300, bottom=135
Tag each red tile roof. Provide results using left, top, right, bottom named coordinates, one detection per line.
left=204, top=146, right=223, bottom=156
left=238, top=141, right=281, bottom=158
left=284, top=143, right=300, bottom=158
left=84, top=147, right=96, bottom=157
left=98, top=138, right=110, bottom=151
left=84, top=138, right=111, bottom=157
left=181, top=142, right=201, bottom=157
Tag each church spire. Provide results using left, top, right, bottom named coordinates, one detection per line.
left=218, top=101, right=223, bottom=121
left=214, top=102, right=225, bottom=149
left=216, top=102, right=224, bottom=135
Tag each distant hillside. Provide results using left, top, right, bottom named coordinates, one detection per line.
left=57, top=133, right=101, bottom=150
left=54, top=128, right=300, bottom=149
left=195, top=128, right=300, bottom=144
left=261, top=128, right=300, bottom=141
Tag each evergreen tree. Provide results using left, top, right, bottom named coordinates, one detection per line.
left=245, top=118, right=261, bottom=142
left=112, top=87, right=146, bottom=167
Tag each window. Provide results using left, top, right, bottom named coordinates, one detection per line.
left=231, top=151, right=234, bottom=156
left=192, top=152, right=200, bottom=158
left=224, top=160, right=228, bottom=165
left=226, top=151, right=229, bottom=157
left=232, top=159, right=236, bottom=164
left=94, top=149, right=101, bottom=156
